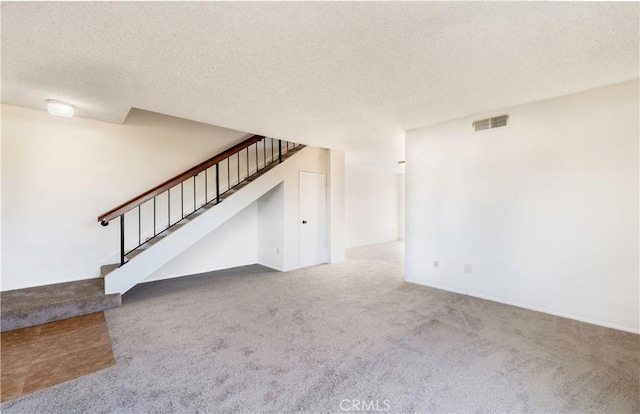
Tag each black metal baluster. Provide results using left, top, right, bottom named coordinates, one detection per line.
left=120, top=215, right=125, bottom=266
left=255, top=143, right=258, bottom=174
left=237, top=153, right=240, bottom=186
left=205, top=168, right=208, bottom=204
left=271, top=138, right=274, bottom=164
left=138, top=206, right=141, bottom=247
left=181, top=182, right=184, bottom=219
left=193, top=175, right=196, bottom=212
left=227, top=158, right=230, bottom=191
left=153, top=197, right=156, bottom=237
left=279, top=140, right=282, bottom=163
left=168, top=189, right=171, bottom=227
left=246, top=147, right=249, bottom=179
left=263, top=138, right=266, bottom=168
left=215, top=163, right=220, bottom=204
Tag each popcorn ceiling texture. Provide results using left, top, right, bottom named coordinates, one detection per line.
left=1, top=243, right=638, bottom=413
left=1, top=2, right=638, bottom=165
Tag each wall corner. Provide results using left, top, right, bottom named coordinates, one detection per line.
left=327, top=149, right=346, bottom=263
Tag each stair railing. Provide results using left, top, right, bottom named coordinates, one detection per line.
left=98, top=135, right=302, bottom=267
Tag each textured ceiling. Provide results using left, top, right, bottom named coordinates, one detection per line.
left=2, top=2, right=638, bottom=166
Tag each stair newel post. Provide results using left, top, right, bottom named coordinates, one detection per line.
left=120, top=215, right=125, bottom=267
left=279, top=140, right=282, bottom=163
left=215, top=163, right=220, bottom=204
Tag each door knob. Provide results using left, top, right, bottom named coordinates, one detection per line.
left=302, top=220, right=307, bottom=224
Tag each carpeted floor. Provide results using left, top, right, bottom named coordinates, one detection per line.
left=2, top=242, right=638, bottom=413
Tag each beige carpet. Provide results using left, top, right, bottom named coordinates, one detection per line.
left=2, top=242, right=638, bottom=413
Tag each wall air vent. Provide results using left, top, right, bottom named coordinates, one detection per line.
left=473, top=114, right=509, bottom=132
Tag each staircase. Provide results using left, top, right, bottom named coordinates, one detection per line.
left=98, top=135, right=305, bottom=294
left=0, top=136, right=305, bottom=332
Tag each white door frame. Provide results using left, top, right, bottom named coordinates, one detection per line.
left=298, top=169, right=328, bottom=267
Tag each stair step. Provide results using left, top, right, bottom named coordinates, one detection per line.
left=260, top=162, right=279, bottom=172
left=140, top=236, right=163, bottom=248
left=0, top=279, right=121, bottom=332
left=100, top=263, right=120, bottom=277
left=191, top=201, right=217, bottom=213
left=167, top=221, right=189, bottom=233
left=125, top=250, right=144, bottom=260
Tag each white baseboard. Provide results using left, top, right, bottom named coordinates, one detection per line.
left=257, top=262, right=285, bottom=272
left=404, top=278, right=639, bottom=335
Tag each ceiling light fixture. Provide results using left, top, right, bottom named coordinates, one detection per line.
left=46, top=100, right=75, bottom=118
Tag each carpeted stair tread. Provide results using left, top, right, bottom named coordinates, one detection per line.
left=125, top=250, right=144, bottom=260
left=1, top=278, right=121, bottom=332
left=100, top=264, right=120, bottom=277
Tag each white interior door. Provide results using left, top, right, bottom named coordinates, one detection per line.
left=299, top=171, right=327, bottom=267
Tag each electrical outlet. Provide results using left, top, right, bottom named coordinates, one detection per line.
left=464, top=264, right=472, bottom=274
left=433, top=260, right=439, bottom=269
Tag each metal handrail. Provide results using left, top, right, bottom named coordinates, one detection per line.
left=98, top=135, right=264, bottom=223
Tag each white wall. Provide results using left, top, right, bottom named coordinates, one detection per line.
left=1, top=105, right=251, bottom=291
left=145, top=202, right=258, bottom=282
left=2, top=102, right=340, bottom=292
left=345, top=164, right=402, bottom=248
left=398, top=173, right=405, bottom=241
left=258, top=184, right=285, bottom=270
left=406, top=80, right=639, bottom=333
left=0, top=107, right=3, bottom=289
left=328, top=149, right=346, bottom=263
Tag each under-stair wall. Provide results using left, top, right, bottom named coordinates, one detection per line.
left=144, top=143, right=331, bottom=283
left=143, top=202, right=259, bottom=282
